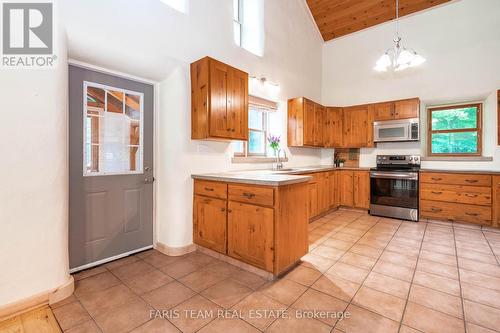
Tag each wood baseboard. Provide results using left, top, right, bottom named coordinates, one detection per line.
left=155, top=241, right=196, bottom=256
left=0, top=275, right=74, bottom=322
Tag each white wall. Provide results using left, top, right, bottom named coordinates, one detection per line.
left=62, top=0, right=325, bottom=248
left=0, top=12, right=69, bottom=305
left=322, top=0, right=500, bottom=170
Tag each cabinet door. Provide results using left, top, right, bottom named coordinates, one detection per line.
left=394, top=98, right=419, bottom=119
left=303, top=99, right=315, bottom=146
left=314, top=104, right=325, bottom=147
left=193, top=195, right=227, bottom=253
left=373, top=102, right=395, bottom=121
left=493, top=176, right=500, bottom=228
left=317, top=173, right=329, bottom=214
left=209, top=60, right=230, bottom=138
left=326, top=107, right=343, bottom=147
left=343, top=106, right=370, bottom=147
left=227, top=201, right=274, bottom=271
left=227, top=68, right=248, bottom=140
left=308, top=181, right=319, bottom=218
left=340, top=171, right=354, bottom=207
left=353, top=171, right=370, bottom=209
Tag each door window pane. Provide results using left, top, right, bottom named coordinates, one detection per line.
left=431, top=132, right=478, bottom=154
left=84, top=82, right=143, bottom=176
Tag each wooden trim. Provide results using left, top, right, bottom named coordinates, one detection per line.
left=427, top=103, right=482, bottom=157
left=0, top=276, right=74, bottom=322
left=155, top=241, right=196, bottom=256
left=249, top=95, right=278, bottom=110
left=498, top=90, right=500, bottom=146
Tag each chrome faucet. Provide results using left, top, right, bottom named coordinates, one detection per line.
left=275, top=149, right=286, bottom=170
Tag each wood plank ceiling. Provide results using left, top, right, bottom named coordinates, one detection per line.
left=306, top=0, right=452, bottom=41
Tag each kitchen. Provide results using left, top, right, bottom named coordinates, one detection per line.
left=1, top=0, right=500, bottom=332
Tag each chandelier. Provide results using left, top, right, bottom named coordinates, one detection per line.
left=374, top=0, right=426, bottom=72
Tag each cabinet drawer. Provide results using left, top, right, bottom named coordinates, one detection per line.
left=420, top=200, right=491, bottom=225
left=228, top=184, right=274, bottom=207
left=420, top=183, right=492, bottom=206
left=194, top=180, right=227, bottom=199
left=421, top=173, right=491, bottom=186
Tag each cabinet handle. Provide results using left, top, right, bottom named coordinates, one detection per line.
left=204, top=187, right=214, bottom=192
left=242, top=192, right=256, bottom=199
left=431, top=208, right=443, bottom=212
left=465, top=212, right=479, bottom=216
left=431, top=177, right=442, bottom=181
left=464, top=193, right=478, bottom=198
left=227, top=209, right=232, bottom=213
left=465, top=179, right=478, bottom=183
left=431, top=191, right=443, bottom=194
left=220, top=208, right=225, bottom=212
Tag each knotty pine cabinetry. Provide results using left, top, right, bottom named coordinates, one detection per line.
left=373, top=98, right=420, bottom=121
left=288, top=97, right=419, bottom=148
left=301, top=169, right=369, bottom=220
left=420, top=172, right=493, bottom=226
left=288, top=97, right=325, bottom=147
left=191, top=57, right=248, bottom=140
left=193, top=179, right=309, bottom=275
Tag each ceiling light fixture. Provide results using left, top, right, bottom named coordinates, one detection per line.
left=374, top=0, right=426, bottom=72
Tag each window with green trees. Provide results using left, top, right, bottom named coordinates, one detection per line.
left=427, top=103, right=482, bottom=156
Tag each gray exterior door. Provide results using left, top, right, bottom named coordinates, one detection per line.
left=69, top=65, right=154, bottom=271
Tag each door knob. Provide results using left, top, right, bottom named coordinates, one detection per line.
left=145, top=166, right=151, bottom=171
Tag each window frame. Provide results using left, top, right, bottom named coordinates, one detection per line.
left=234, top=106, right=269, bottom=157
left=233, top=0, right=243, bottom=47
left=427, top=103, right=482, bottom=157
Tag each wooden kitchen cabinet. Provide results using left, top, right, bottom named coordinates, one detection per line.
left=307, top=177, right=319, bottom=218
left=342, top=105, right=374, bottom=148
left=288, top=97, right=325, bottom=147
left=227, top=201, right=274, bottom=271
left=420, top=172, right=493, bottom=226
left=353, top=171, right=370, bottom=209
left=193, top=195, right=227, bottom=253
left=325, top=107, right=343, bottom=147
left=192, top=179, right=308, bottom=275
left=339, top=170, right=354, bottom=207
left=373, top=98, right=420, bottom=121
left=394, top=98, right=419, bottom=119
left=191, top=57, right=248, bottom=140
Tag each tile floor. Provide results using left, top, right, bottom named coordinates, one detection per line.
left=51, top=210, right=500, bottom=333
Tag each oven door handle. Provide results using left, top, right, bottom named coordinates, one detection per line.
left=370, top=172, right=419, bottom=180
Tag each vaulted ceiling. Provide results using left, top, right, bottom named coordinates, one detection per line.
left=306, top=0, right=452, bottom=41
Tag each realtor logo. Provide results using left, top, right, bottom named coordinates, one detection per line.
left=1, top=1, right=55, bottom=67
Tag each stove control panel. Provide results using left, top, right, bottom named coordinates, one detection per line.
left=376, top=155, right=421, bottom=166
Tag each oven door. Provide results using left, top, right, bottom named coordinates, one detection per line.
left=374, top=122, right=410, bottom=142
left=370, top=172, right=419, bottom=209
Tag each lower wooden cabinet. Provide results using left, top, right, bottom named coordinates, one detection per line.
left=227, top=201, right=274, bottom=271
left=193, top=179, right=308, bottom=275
left=193, top=195, right=227, bottom=253
left=420, top=172, right=493, bottom=226
left=353, top=171, right=370, bottom=209
left=340, top=171, right=354, bottom=207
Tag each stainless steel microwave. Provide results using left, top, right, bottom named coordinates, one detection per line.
left=373, top=118, right=420, bottom=142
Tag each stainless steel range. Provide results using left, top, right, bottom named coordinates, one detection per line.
left=370, top=155, right=421, bottom=222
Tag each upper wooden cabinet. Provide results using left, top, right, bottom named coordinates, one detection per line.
left=191, top=57, right=248, bottom=140
left=288, top=97, right=325, bottom=147
left=373, top=98, right=420, bottom=121
left=325, top=107, right=343, bottom=148
left=342, top=105, right=374, bottom=148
